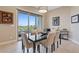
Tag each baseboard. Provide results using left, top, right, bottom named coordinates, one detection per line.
left=0, top=40, right=17, bottom=45
left=70, top=39, right=79, bottom=45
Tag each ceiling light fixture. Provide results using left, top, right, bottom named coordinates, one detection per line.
left=38, top=6, right=48, bottom=13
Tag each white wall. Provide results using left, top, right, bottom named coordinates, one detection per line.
left=0, top=6, right=17, bottom=44
left=44, top=6, right=79, bottom=44
left=44, top=7, right=71, bottom=31
left=70, top=6, right=79, bottom=44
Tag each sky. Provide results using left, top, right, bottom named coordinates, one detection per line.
left=18, top=12, right=35, bottom=26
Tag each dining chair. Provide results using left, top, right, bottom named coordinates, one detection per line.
left=31, top=29, right=38, bottom=35
left=40, top=32, right=56, bottom=53
left=31, top=29, right=42, bottom=53
left=21, top=32, right=33, bottom=53
left=37, top=28, right=43, bottom=34
left=32, top=28, right=43, bottom=35
left=54, top=29, right=60, bottom=48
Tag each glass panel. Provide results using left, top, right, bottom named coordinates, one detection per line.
left=18, top=11, right=29, bottom=41
left=36, top=16, right=42, bottom=29
left=36, top=15, right=39, bottom=28
left=18, top=12, right=28, bottom=32
left=29, top=15, right=36, bottom=33
left=38, top=16, right=42, bottom=29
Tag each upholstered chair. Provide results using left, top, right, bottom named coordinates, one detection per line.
left=21, top=32, right=33, bottom=53
left=54, top=29, right=60, bottom=48
left=37, top=28, right=43, bottom=34
left=40, top=32, right=56, bottom=53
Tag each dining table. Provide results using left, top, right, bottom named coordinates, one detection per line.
left=28, top=33, right=47, bottom=53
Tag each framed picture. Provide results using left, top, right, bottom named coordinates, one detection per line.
left=71, top=14, right=79, bottom=23
left=0, top=11, right=2, bottom=23
left=0, top=10, right=13, bottom=24
left=52, top=16, right=60, bottom=26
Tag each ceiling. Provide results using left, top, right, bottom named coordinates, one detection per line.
left=33, top=6, right=61, bottom=11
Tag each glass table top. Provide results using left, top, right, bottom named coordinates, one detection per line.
left=28, top=33, right=47, bottom=42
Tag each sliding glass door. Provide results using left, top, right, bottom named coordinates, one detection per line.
left=18, top=10, right=42, bottom=40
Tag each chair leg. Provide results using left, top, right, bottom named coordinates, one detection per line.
left=22, top=45, right=23, bottom=51
left=57, top=41, right=58, bottom=48
left=37, top=44, right=40, bottom=53
left=27, top=48, right=29, bottom=53
left=22, top=41, right=25, bottom=53
left=22, top=45, right=25, bottom=53
left=53, top=43, right=55, bottom=51
left=33, top=42, right=36, bottom=53
left=59, top=34, right=61, bottom=45
left=46, top=47, right=48, bottom=53
left=23, top=48, right=25, bottom=53
left=51, top=44, right=53, bottom=53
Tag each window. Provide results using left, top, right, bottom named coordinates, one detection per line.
left=18, top=10, right=42, bottom=32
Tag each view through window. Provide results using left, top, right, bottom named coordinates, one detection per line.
left=18, top=11, right=42, bottom=34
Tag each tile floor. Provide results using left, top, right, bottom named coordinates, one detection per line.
left=0, top=40, right=79, bottom=53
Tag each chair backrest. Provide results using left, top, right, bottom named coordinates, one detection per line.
left=37, top=28, right=43, bottom=33
left=32, top=29, right=38, bottom=35
left=55, top=30, right=60, bottom=41
left=46, top=32, right=56, bottom=45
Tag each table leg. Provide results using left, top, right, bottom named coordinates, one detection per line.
left=33, top=42, right=36, bottom=53
left=37, top=44, right=40, bottom=53
left=22, top=40, right=25, bottom=53
left=60, top=38, right=61, bottom=45
left=59, top=34, right=61, bottom=45
left=57, top=41, right=59, bottom=48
